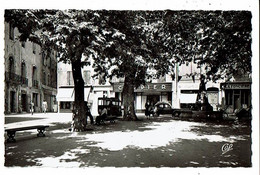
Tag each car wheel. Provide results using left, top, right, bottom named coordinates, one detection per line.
left=173, top=111, right=179, bottom=117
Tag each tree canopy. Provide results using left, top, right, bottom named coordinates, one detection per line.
left=5, top=9, right=252, bottom=123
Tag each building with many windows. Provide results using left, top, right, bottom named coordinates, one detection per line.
left=57, top=56, right=224, bottom=116
left=4, top=22, right=57, bottom=114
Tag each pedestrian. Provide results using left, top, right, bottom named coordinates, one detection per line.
left=148, top=102, right=154, bottom=118
left=145, top=101, right=150, bottom=119
left=95, top=107, right=107, bottom=125
left=30, top=101, right=34, bottom=115
left=42, top=100, right=48, bottom=114
left=85, top=102, right=94, bottom=125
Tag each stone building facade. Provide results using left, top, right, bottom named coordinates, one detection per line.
left=4, top=22, right=57, bottom=114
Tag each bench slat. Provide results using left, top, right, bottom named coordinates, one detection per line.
left=5, top=125, right=49, bottom=132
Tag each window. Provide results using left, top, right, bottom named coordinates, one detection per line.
left=67, top=71, right=74, bottom=85
left=43, top=71, right=46, bottom=85
left=47, top=74, right=50, bottom=86
left=32, top=66, right=37, bottom=81
left=32, top=66, right=38, bottom=88
left=8, top=57, right=15, bottom=80
left=83, top=70, right=91, bottom=85
left=9, top=23, right=14, bottom=40
left=21, top=62, right=27, bottom=85
left=225, top=90, right=233, bottom=105
left=9, top=57, right=15, bottom=73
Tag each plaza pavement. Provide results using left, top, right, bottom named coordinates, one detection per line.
left=3, top=112, right=252, bottom=169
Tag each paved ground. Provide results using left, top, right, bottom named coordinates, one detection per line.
left=3, top=112, right=252, bottom=168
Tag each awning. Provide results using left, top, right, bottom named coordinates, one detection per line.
left=84, top=87, right=91, bottom=101
left=56, top=87, right=92, bottom=102
left=180, top=94, right=197, bottom=104
left=56, top=88, right=74, bottom=102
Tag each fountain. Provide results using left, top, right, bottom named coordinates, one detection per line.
left=175, top=75, right=223, bottom=121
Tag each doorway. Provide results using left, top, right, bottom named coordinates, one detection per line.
left=10, top=91, right=15, bottom=113
left=21, top=94, right=27, bottom=112
left=147, top=95, right=160, bottom=106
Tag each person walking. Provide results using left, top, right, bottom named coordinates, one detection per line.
left=42, top=100, right=48, bottom=114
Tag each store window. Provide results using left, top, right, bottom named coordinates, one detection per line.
left=225, top=90, right=233, bottom=105
left=60, top=102, right=72, bottom=109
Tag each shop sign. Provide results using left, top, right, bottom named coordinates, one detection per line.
left=221, top=83, right=251, bottom=90
left=113, top=83, right=172, bottom=92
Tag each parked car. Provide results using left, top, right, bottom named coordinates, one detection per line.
left=98, top=97, right=122, bottom=117
left=154, top=101, right=173, bottom=117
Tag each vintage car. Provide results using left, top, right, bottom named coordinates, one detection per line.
left=154, top=101, right=173, bottom=117
left=98, top=97, right=122, bottom=117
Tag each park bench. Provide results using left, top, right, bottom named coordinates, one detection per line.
left=5, top=125, right=49, bottom=143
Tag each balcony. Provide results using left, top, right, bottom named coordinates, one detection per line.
left=5, top=72, right=28, bottom=86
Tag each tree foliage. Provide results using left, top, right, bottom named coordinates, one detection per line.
left=5, top=10, right=252, bottom=124
left=161, top=11, right=252, bottom=81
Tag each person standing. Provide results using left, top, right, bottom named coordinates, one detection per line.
left=145, top=101, right=150, bottom=119
left=30, top=101, right=34, bottom=115
left=96, top=107, right=107, bottom=125
left=43, top=100, right=48, bottom=114
left=85, top=102, right=94, bottom=125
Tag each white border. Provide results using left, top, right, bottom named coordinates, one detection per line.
left=0, top=1, right=259, bottom=175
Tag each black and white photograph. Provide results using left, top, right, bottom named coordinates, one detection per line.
left=1, top=0, right=259, bottom=175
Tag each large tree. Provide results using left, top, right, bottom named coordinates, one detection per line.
left=91, top=11, right=168, bottom=120
left=5, top=10, right=252, bottom=128
left=5, top=10, right=113, bottom=131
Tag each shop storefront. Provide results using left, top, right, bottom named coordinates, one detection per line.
left=56, top=86, right=92, bottom=113
left=113, top=82, right=172, bottom=113
left=221, top=81, right=251, bottom=113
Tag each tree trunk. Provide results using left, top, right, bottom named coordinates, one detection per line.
left=71, top=58, right=86, bottom=131
left=122, top=74, right=138, bottom=121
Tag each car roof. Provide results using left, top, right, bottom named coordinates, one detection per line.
left=155, top=101, right=172, bottom=107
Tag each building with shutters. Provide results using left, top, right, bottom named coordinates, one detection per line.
left=4, top=22, right=57, bottom=114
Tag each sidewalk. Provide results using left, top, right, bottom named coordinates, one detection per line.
left=4, top=112, right=73, bottom=129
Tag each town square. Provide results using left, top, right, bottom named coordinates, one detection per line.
left=1, top=1, right=259, bottom=175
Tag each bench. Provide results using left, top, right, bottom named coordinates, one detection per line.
left=5, top=125, right=49, bottom=143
